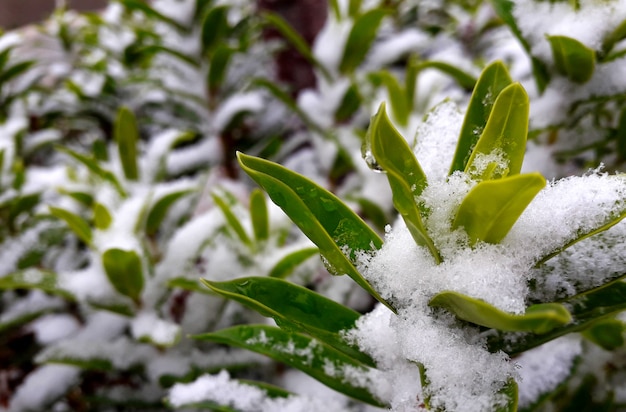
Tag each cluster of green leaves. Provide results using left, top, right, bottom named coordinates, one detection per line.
left=197, top=61, right=626, bottom=410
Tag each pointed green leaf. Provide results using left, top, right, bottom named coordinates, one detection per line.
left=262, top=12, right=331, bottom=81
left=339, top=9, right=389, bottom=74
left=250, top=189, right=269, bottom=242
left=94, top=203, right=112, bottom=230
left=464, top=83, right=529, bottom=180
left=49, top=206, right=92, bottom=246
left=548, top=35, right=596, bottom=84
left=489, top=277, right=626, bottom=356
left=268, top=247, right=319, bottom=279
left=194, top=325, right=385, bottom=407
left=114, top=106, right=140, bottom=181
left=208, top=45, right=235, bottom=93
left=57, top=146, right=126, bottom=197
left=201, top=277, right=374, bottom=366
left=450, top=61, right=513, bottom=174
left=102, top=248, right=144, bottom=303
left=146, top=189, right=194, bottom=236
left=366, top=102, right=441, bottom=263
left=369, top=71, right=410, bottom=126
left=453, top=173, right=546, bottom=245
left=415, top=61, right=477, bottom=91
left=601, top=19, right=626, bottom=59
left=201, top=6, right=230, bottom=55
left=0, top=270, right=75, bottom=301
left=582, top=318, right=624, bottom=351
left=237, top=152, right=394, bottom=312
left=430, top=291, right=571, bottom=334
left=211, top=192, right=252, bottom=247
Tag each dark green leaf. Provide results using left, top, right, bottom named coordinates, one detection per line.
left=56, top=146, right=126, bottom=197
left=366, top=102, right=441, bottom=263
left=49, top=206, right=92, bottom=246
left=465, top=83, right=529, bottom=180
left=339, top=9, right=389, bottom=74
left=582, top=318, right=624, bottom=350
left=369, top=71, right=410, bottom=126
left=146, top=189, right=194, bottom=236
left=201, top=6, right=230, bottom=55
left=450, top=61, right=512, bottom=174
left=268, top=247, right=319, bottom=279
left=201, top=277, right=374, bottom=366
left=430, top=291, right=571, bottom=334
left=114, top=106, right=140, bottom=181
left=237, top=152, right=394, bottom=312
left=548, top=35, right=596, bottom=83
left=102, top=248, right=144, bottom=303
left=601, top=19, right=626, bottom=59
left=453, top=173, right=546, bottom=245
left=0, top=61, right=35, bottom=86
left=262, top=12, right=331, bottom=81
left=194, top=325, right=385, bottom=407
left=208, top=45, right=235, bottom=92
left=250, top=189, right=269, bottom=242
left=335, top=83, right=362, bottom=123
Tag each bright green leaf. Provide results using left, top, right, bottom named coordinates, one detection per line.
left=94, top=203, right=112, bottom=230
left=49, top=206, right=92, bottom=246
left=114, top=106, right=140, bottom=181
left=268, top=247, right=319, bottom=279
left=201, top=277, right=374, bottom=366
left=102, top=248, right=144, bottom=303
left=211, top=192, right=252, bottom=247
left=250, top=189, right=269, bottom=242
left=168, top=277, right=216, bottom=295
left=430, top=291, right=572, bottom=334
left=497, top=379, right=519, bottom=412
left=548, top=35, right=596, bottom=83
left=453, top=173, right=546, bottom=245
left=237, top=152, right=394, bottom=312
left=450, top=61, right=512, bottom=174
left=366, top=102, right=441, bottom=263
left=339, top=9, right=389, bottom=74
left=464, top=82, right=529, bottom=180
left=194, top=325, right=385, bottom=407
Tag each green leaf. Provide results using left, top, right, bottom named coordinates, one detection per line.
left=194, top=325, right=385, bottom=407
left=339, top=9, right=389, bottom=74
left=49, top=206, right=92, bottom=246
left=547, top=35, right=596, bottom=83
left=114, top=106, right=140, bottom=181
left=415, top=61, right=477, bottom=91
left=146, top=189, right=194, bottom=236
left=369, top=71, right=410, bottom=126
left=168, top=278, right=216, bottom=295
left=262, top=12, right=331, bottom=81
left=497, top=379, right=519, bottom=412
left=430, top=291, right=572, bottom=334
left=334, top=83, right=362, bottom=123
left=582, top=318, right=624, bottom=351
left=211, top=192, right=252, bottom=247
left=464, top=83, right=530, bottom=180
left=450, top=61, right=513, bottom=174
left=366, top=102, right=441, bottom=263
left=0, top=270, right=74, bottom=301
left=94, top=203, right=112, bottom=230
left=452, top=173, right=546, bottom=245
left=601, top=19, right=626, bottom=59
left=201, top=277, right=374, bottom=366
left=0, top=61, right=35, bottom=86
left=268, top=247, right=319, bottom=279
left=57, top=147, right=126, bottom=197
left=491, top=0, right=551, bottom=92
left=250, top=189, right=269, bottom=243
left=208, top=45, right=235, bottom=93
left=488, top=277, right=626, bottom=355
left=201, top=6, right=230, bottom=55
left=237, top=152, right=394, bottom=312
left=102, top=248, right=144, bottom=303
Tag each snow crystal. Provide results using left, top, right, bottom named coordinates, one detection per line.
left=516, top=335, right=582, bottom=408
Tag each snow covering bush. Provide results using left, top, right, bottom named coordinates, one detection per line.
left=0, top=0, right=625, bottom=411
